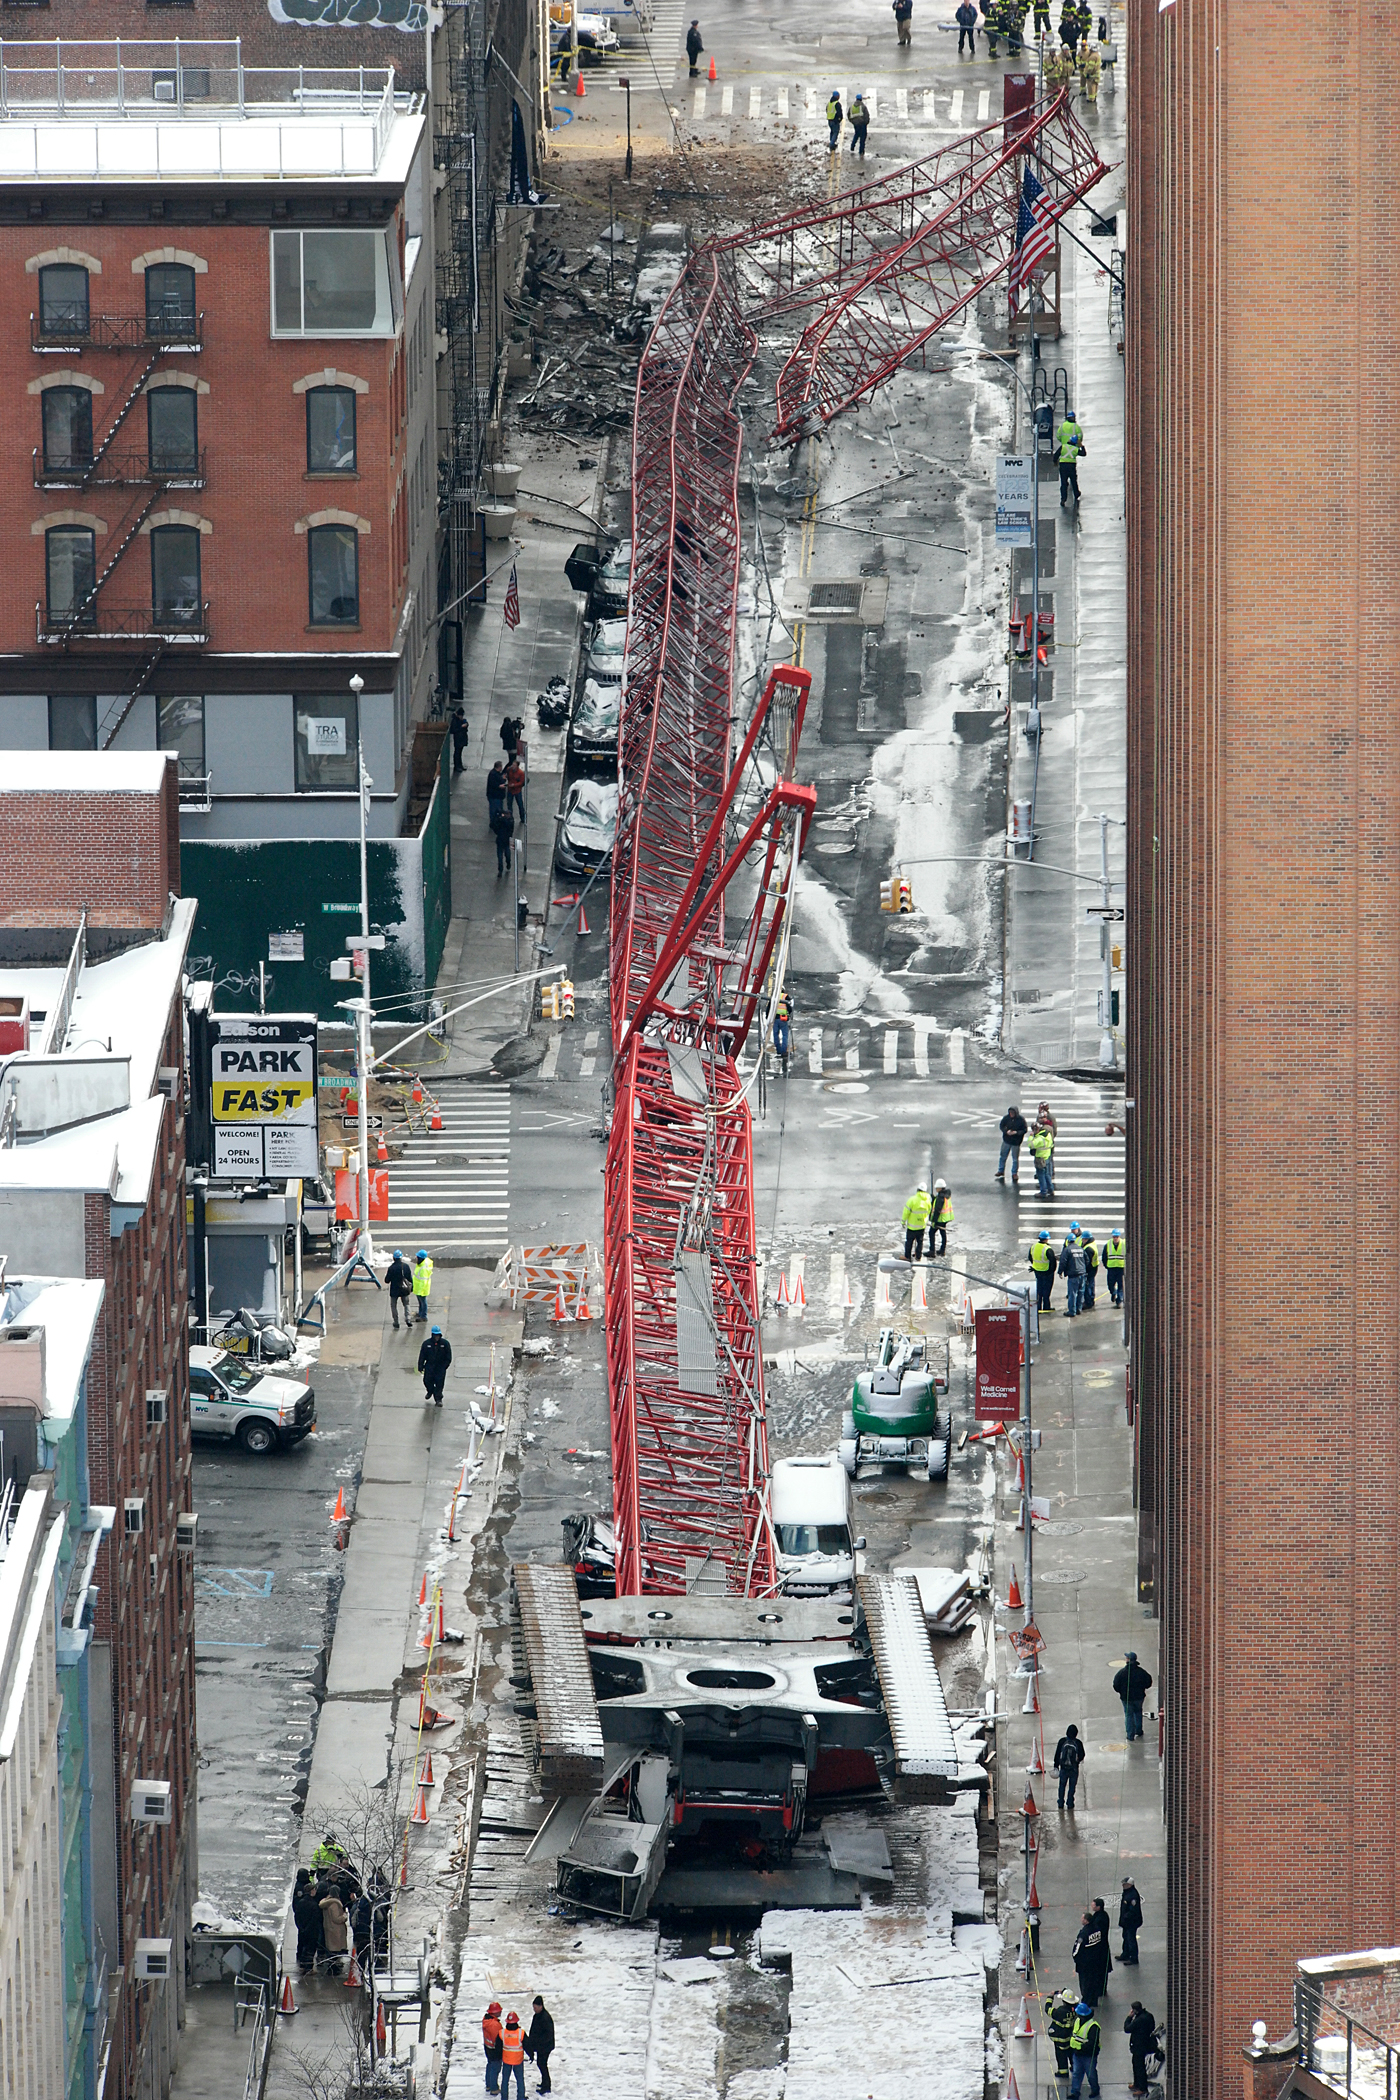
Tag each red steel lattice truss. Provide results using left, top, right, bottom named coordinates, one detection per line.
left=604, top=95, right=1106, bottom=1597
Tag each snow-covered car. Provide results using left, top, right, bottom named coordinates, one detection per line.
left=585, top=617, right=627, bottom=683
left=590, top=540, right=632, bottom=618
left=554, top=779, right=619, bottom=881
left=189, top=1344, right=316, bottom=1455
left=552, top=11, right=621, bottom=55
left=570, top=677, right=620, bottom=766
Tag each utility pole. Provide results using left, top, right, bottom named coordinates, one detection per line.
left=1097, top=808, right=1116, bottom=1070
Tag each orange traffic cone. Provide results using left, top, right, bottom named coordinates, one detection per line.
left=1027, top=1736, right=1045, bottom=1775
left=576, top=1281, right=594, bottom=1320
left=376, top=1132, right=388, bottom=1163
left=1008, top=2070, right=1024, bottom=2099
left=551, top=1283, right=569, bottom=1321
left=574, top=68, right=585, bottom=95
left=399, top=1854, right=410, bottom=1887
left=412, top=1079, right=423, bottom=1104
left=332, top=1487, right=347, bottom=1524
left=420, top=1751, right=434, bottom=1787
left=376, top=1999, right=388, bottom=2058
left=708, top=54, right=717, bottom=80
left=278, top=1974, right=299, bottom=2016
left=776, top=1270, right=790, bottom=1308
left=578, top=904, right=590, bottom=936
left=1022, top=1784, right=1039, bottom=1819
left=1014, top=1995, right=1036, bottom=2039
left=1007, top=1564, right=1023, bottom=1611
left=790, top=1272, right=806, bottom=1313
left=418, top=1571, right=427, bottom=1607
left=447, top=1460, right=467, bottom=1542
left=1027, top=1864, right=1041, bottom=1911
left=344, top=1947, right=363, bottom=1988
left=418, top=1696, right=449, bottom=1729
left=411, top=1784, right=430, bottom=1824
left=1023, top=1670, right=1040, bottom=1715
left=430, top=1106, right=443, bottom=1131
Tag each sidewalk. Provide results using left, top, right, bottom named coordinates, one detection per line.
left=997, top=1300, right=1163, bottom=2099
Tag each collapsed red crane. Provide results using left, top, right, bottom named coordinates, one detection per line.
left=604, top=92, right=1107, bottom=1598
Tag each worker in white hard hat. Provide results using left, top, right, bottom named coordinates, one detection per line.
left=930, top=1177, right=955, bottom=1257
left=902, top=1182, right=931, bottom=1261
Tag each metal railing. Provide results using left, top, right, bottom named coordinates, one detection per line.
left=0, top=41, right=396, bottom=118
left=176, top=772, right=212, bottom=813
left=40, top=910, right=86, bottom=1057
left=1297, top=1975, right=1400, bottom=2100
left=30, top=312, right=204, bottom=353
left=33, top=447, right=206, bottom=489
left=36, top=601, right=210, bottom=645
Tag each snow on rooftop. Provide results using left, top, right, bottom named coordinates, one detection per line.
left=0, top=751, right=172, bottom=795
left=61, top=900, right=194, bottom=1098
left=0, top=1275, right=104, bottom=1422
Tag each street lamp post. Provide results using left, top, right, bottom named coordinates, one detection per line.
left=350, top=673, right=371, bottom=1253
left=1096, top=809, right=1117, bottom=1070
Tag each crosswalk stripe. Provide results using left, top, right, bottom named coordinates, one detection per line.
left=977, top=88, right=991, bottom=117
left=896, top=88, right=908, bottom=118
left=749, top=84, right=761, bottom=118
left=692, top=85, right=706, bottom=117
left=949, top=1028, right=966, bottom=1076
left=865, top=89, right=878, bottom=120
left=950, top=87, right=964, bottom=122
left=808, top=1028, right=823, bottom=1075
left=884, top=1029, right=898, bottom=1075
left=721, top=83, right=733, bottom=113
left=777, top=85, right=789, bottom=117
left=914, top=1023, right=932, bottom=1078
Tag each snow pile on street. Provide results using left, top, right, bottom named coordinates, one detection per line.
left=761, top=1907, right=985, bottom=2100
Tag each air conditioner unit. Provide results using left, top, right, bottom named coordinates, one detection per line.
left=152, top=79, right=176, bottom=102
left=134, top=1938, right=173, bottom=1980
left=124, top=1498, right=145, bottom=1537
left=130, top=1779, right=173, bottom=1826
left=176, top=1512, right=198, bottom=1552
left=146, top=1388, right=168, bottom=1428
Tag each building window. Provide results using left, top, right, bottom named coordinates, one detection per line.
left=45, top=525, right=95, bottom=625
left=158, top=695, right=204, bottom=778
left=48, top=695, right=96, bottom=749
left=147, top=387, right=198, bottom=474
left=294, top=692, right=358, bottom=792
left=145, top=263, right=196, bottom=337
left=150, top=524, right=202, bottom=625
left=41, top=387, right=94, bottom=471
left=38, top=263, right=89, bottom=338
left=306, top=387, right=357, bottom=474
left=271, top=230, right=401, bottom=339
left=307, top=524, right=359, bottom=627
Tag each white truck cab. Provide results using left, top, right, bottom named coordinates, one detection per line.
left=771, top=1454, right=865, bottom=1596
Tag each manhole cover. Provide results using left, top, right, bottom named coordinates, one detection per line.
left=1035, top=1568, right=1088, bottom=1585
left=826, top=1081, right=870, bottom=1094
left=811, top=838, right=857, bottom=855
left=1034, top=1520, right=1083, bottom=1536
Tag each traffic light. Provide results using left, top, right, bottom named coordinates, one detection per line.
left=878, top=874, right=913, bottom=912
left=541, top=978, right=575, bottom=1020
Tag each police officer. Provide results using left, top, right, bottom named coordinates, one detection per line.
left=826, top=89, right=844, bottom=150
left=1057, top=407, right=1086, bottom=506
left=956, top=0, right=978, bottom=49
left=417, top=1325, right=452, bottom=1407
left=412, top=1247, right=434, bottom=1325
left=902, top=1182, right=932, bottom=1260
left=1104, top=1228, right=1126, bottom=1306
left=386, top=1247, right=414, bottom=1331
left=930, top=1178, right=954, bottom=1257
left=686, top=19, right=704, bottom=76
left=1069, top=2002, right=1102, bottom=2098
left=1029, top=1229, right=1056, bottom=1312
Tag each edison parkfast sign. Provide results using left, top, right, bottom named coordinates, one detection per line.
left=209, top=1015, right=319, bottom=1179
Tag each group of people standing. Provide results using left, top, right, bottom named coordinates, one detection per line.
left=1040, top=1885, right=1154, bottom=2096
left=487, top=715, right=528, bottom=876
left=901, top=1177, right=954, bottom=1260
left=483, top=1997, right=556, bottom=2096
left=824, top=90, right=871, bottom=156
left=291, top=1838, right=389, bottom=1979
left=1028, top=1222, right=1124, bottom=1316
left=996, top=1100, right=1061, bottom=1193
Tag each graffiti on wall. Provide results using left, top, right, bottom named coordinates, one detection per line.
left=268, top=0, right=428, bottom=31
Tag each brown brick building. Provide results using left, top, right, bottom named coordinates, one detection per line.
left=1124, top=4, right=1400, bottom=2090
left=0, top=754, right=197, bottom=2100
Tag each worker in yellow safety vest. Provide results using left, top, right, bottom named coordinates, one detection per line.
left=1057, top=409, right=1086, bottom=508
left=930, top=1178, right=954, bottom=1257
left=1029, top=1123, right=1056, bottom=1198
left=902, top=1183, right=931, bottom=1262
left=1028, top=1229, right=1056, bottom=1312
left=1104, top=1229, right=1126, bottom=1308
left=411, top=1248, right=434, bottom=1326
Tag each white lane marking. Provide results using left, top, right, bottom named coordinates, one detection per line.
left=692, top=86, right=706, bottom=117
left=896, top=88, right=908, bottom=119
left=884, top=1030, right=899, bottom=1075
left=949, top=1028, right=966, bottom=1076
left=539, top=1034, right=562, bottom=1081
left=583, top=1030, right=599, bottom=1050
left=777, top=86, right=789, bottom=117
left=924, top=89, right=939, bottom=120
left=977, top=89, right=991, bottom=118
left=808, top=1028, right=824, bottom=1074
left=845, top=1045, right=861, bottom=1073
left=579, top=1056, right=597, bottom=1077
left=749, top=84, right=761, bottom=118
left=721, top=83, right=733, bottom=114
left=913, top=1022, right=933, bottom=1078
left=950, top=88, right=964, bottom=123
left=828, top=1251, right=846, bottom=1308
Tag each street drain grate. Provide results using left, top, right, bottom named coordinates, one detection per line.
left=808, top=580, right=864, bottom=613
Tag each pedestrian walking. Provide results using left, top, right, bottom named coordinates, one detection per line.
left=1068, top=2002, right=1103, bottom=2098
left=1113, top=1651, right=1153, bottom=1739
left=893, top=0, right=914, bottom=40
left=686, top=19, right=704, bottom=75
left=418, top=1324, right=452, bottom=1406
left=1125, top=2002, right=1156, bottom=2095
left=527, top=1997, right=555, bottom=2094
left=386, top=1247, right=414, bottom=1331
left=902, top=1182, right=932, bottom=1261
left=1072, top=1909, right=1112, bottom=2006
left=1081, top=1230, right=1099, bottom=1308
left=487, top=759, right=507, bottom=824
left=1119, top=1877, right=1143, bottom=1964
left=956, top=0, right=979, bottom=47
left=1104, top=1229, right=1126, bottom=1305
left=1053, top=1722, right=1086, bottom=1809
left=482, top=2002, right=505, bottom=2095
left=501, top=2011, right=527, bottom=2100
left=1057, top=406, right=1086, bottom=506
left=491, top=798, right=516, bottom=876
left=451, top=704, right=469, bottom=773
left=1049, top=1989, right=1077, bottom=2077
left=293, top=1868, right=323, bottom=1972
left=318, top=1884, right=350, bottom=1975
left=412, top=1247, right=435, bottom=1325
left=1029, top=1120, right=1056, bottom=1197
left=1059, top=1224, right=1086, bottom=1316
left=772, top=991, right=791, bottom=1074
left=826, top=89, right=844, bottom=150
left=997, top=1104, right=1027, bottom=1183
left=929, top=1178, right=953, bottom=1257
left=505, top=753, right=527, bottom=823
left=848, top=92, right=870, bottom=156
left=1029, top=1229, right=1056, bottom=1312
left=499, top=712, right=523, bottom=759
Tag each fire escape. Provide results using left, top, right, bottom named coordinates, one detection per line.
left=435, top=0, right=492, bottom=609
left=31, top=291, right=208, bottom=749
left=605, top=92, right=1107, bottom=1597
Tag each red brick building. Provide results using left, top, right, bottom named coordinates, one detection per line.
left=0, top=754, right=197, bottom=2100
left=1124, top=3, right=1400, bottom=2090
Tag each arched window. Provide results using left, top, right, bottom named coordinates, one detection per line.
left=147, top=386, right=199, bottom=475
left=41, top=387, right=93, bottom=472
left=305, top=386, right=357, bottom=474
left=307, top=524, right=359, bottom=626
left=38, top=264, right=89, bottom=339
left=145, top=263, right=196, bottom=338
left=45, top=525, right=95, bottom=625
left=150, top=524, right=202, bottom=626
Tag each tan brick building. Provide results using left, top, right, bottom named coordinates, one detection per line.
left=1124, top=4, right=1400, bottom=2091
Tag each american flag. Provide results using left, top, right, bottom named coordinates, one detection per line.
left=1009, top=166, right=1056, bottom=304
left=502, top=562, right=521, bottom=630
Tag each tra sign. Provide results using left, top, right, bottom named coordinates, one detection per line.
left=210, top=1015, right=318, bottom=1179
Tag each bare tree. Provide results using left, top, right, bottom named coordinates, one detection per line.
left=283, top=1994, right=408, bottom=2099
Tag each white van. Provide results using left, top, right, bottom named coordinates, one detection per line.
left=771, top=1454, right=865, bottom=1596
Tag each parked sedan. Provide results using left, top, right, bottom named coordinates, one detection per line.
left=590, top=540, right=632, bottom=618
left=570, top=677, right=620, bottom=766
left=555, top=779, right=619, bottom=882
left=585, top=617, right=627, bottom=683
left=189, top=1345, right=316, bottom=1455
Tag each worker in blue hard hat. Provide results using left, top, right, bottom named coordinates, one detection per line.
left=385, top=1248, right=413, bottom=1332
left=417, top=1324, right=452, bottom=1407
left=1068, top=1998, right=1102, bottom=2097
left=1028, top=1228, right=1056, bottom=1313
